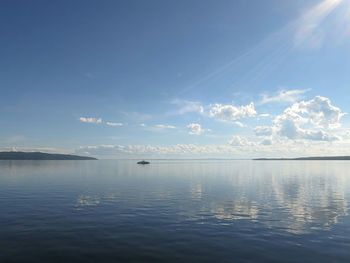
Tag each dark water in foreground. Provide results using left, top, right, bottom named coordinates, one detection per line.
left=1, top=160, right=350, bottom=262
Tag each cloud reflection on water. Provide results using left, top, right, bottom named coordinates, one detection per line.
left=202, top=162, right=348, bottom=234
left=72, top=160, right=349, bottom=235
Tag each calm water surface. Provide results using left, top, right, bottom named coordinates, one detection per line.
left=1, top=160, right=350, bottom=262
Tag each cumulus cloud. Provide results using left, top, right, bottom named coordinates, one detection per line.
left=75, top=95, right=347, bottom=158
left=303, top=130, right=340, bottom=141
left=260, top=89, right=310, bottom=105
left=187, top=123, right=204, bottom=135
left=272, top=96, right=344, bottom=141
left=79, top=117, right=102, bottom=124
left=209, top=102, right=257, bottom=122
left=229, top=136, right=255, bottom=147
left=291, top=96, right=345, bottom=128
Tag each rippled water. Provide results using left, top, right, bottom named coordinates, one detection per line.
left=1, top=160, right=350, bottom=262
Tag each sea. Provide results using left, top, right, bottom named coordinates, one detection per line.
left=1, top=160, right=350, bottom=262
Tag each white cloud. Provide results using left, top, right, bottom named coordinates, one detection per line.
left=276, top=117, right=339, bottom=142
left=75, top=137, right=350, bottom=159
left=154, top=124, right=176, bottom=129
left=79, top=117, right=102, bottom=124
left=303, top=130, right=340, bottom=141
left=187, top=123, right=204, bottom=135
left=229, top=136, right=255, bottom=147
left=209, top=102, right=257, bottom=121
left=106, top=122, right=123, bottom=127
left=76, top=144, right=239, bottom=157
left=73, top=95, right=349, bottom=158
left=260, top=89, right=310, bottom=105
left=291, top=96, right=345, bottom=128
left=234, top=121, right=246, bottom=128
left=79, top=117, right=124, bottom=127
left=272, top=96, right=344, bottom=141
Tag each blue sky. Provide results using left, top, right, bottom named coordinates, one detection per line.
left=1, top=0, right=350, bottom=158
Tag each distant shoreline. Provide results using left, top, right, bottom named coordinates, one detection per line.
left=1, top=151, right=349, bottom=161
left=0, top=151, right=97, bottom=160
left=254, top=156, right=350, bottom=161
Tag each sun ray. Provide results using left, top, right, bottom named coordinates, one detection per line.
left=294, top=0, right=343, bottom=47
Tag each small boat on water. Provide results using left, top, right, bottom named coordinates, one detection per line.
left=137, top=160, right=150, bottom=165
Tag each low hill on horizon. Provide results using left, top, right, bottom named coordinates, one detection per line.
left=254, top=156, right=350, bottom=161
left=0, top=151, right=97, bottom=160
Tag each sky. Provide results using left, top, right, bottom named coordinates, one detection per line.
left=1, top=0, right=350, bottom=159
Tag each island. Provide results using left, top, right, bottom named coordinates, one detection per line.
left=0, top=151, right=97, bottom=160
left=254, top=156, right=350, bottom=161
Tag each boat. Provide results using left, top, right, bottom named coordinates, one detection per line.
left=137, top=160, right=150, bottom=165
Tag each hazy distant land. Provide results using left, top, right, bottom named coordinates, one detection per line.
left=254, top=156, right=350, bottom=161
left=2, top=151, right=350, bottom=161
left=0, top=151, right=97, bottom=160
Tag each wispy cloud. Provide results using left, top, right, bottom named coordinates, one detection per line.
left=260, top=89, right=310, bottom=105
left=154, top=124, right=176, bottom=129
left=176, top=0, right=345, bottom=99
left=234, top=121, right=246, bottom=128
left=106, top=122, right=123, bottom=127
left=259, top=113, right=271, bottom=118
